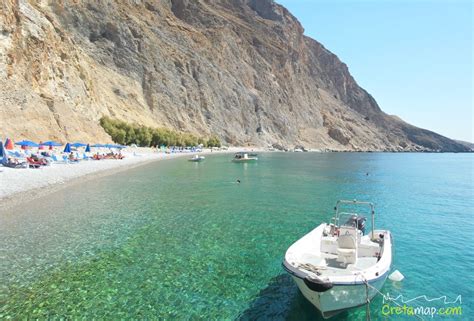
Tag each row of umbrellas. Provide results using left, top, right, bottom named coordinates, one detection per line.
left=2, top=138, right=125, bottom=153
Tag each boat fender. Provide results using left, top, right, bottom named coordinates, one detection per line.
left=389, top=270, right=404, bottom=282
left=303, top=275, right=333, bottom=292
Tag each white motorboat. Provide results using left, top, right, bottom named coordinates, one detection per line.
left=232, top=152, right=258, bottom=162
left=283, top=200, right=392, bottom=319
left=188, top=155, right=205, bottom=162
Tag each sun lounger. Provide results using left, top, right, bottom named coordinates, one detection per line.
left=2, top=159, right=27, bottom=168
left=9, top=151, right=25, bottom=159
left=2, top=162, right=27, bottom=168
left=52, top=154, right=67, bottom=164
left=64, top=154, right=79, bottom=163
left=26, top=157, right=42, bottom=169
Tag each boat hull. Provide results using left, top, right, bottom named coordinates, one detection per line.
left=283, top=226, right=392, bottom=318
left=232, top=158, right=257, bottom=162
left=292, top=272, right=388, bottom=318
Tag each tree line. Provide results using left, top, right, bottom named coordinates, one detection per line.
left=99, top=117, right=221, bottom=147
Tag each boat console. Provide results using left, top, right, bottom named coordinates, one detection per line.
left=320, top=200, right=382, bottom=266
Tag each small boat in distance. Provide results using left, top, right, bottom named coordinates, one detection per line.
left=232, top=152, right=258, bottom=162
left=283, top=200, right=392, bottom=319
left=188, top=155, right=205, bottom=162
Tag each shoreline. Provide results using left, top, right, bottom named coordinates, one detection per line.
left=3, top=148, right=464, bottom=209
left=0, top=147, right=261, bottom=209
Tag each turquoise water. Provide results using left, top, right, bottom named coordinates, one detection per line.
left=0, top=153, right=472, bottom=320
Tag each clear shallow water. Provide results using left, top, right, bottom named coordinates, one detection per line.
left=0, top=153, right=473, bottom=320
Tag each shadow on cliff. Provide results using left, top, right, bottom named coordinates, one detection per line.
left=236, top=273, right=351, bottom=321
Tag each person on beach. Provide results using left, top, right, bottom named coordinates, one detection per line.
left=32, top=154, right=50, bottom=165
left=69, top=152, right=78, bottom=162
left=7, top=157, right=20, bottom=165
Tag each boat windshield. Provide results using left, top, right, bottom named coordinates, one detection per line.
left=331, top=200, right=375, bottom=237
left=338, top=213, right=367, bottom=234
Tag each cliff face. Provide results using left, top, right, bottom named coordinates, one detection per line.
left=0, top=0, right=468, bottom=151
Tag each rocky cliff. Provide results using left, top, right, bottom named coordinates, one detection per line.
left=0, top=0, right=468, bottom=151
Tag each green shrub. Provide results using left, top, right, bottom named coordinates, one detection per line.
left=99, top=116, right=220, bottom=148
left=206, top=135, right=221, bottom=147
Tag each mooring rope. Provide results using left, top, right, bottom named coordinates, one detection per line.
left=365, top=280, right=371, bottom=321
left=297, top=263, right=326, bottom=275
left=356, top=273, right=426, bottom=321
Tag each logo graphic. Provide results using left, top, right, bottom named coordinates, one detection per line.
left=383, top=293, right=462, bottom=305
left=380, top=293, right=462, bottom=318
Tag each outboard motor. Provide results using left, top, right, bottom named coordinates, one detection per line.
left=345, top=215, right=367, bottom=234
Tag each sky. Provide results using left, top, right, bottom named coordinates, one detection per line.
left=276, top=0, right=473, bottom=142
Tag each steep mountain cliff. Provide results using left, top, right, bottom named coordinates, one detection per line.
left=0, top=0, right=468, bottom=151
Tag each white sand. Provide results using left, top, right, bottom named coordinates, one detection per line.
left=0, top=147, right=261, bottom=202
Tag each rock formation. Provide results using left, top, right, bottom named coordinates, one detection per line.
left=0, top=0, right=468, bottom=151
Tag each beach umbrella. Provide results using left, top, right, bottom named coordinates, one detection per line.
left=104, top=144, right=122, bottom=150
left=71, top=142, right=87, bottom=148
left=41, top=141, right=62, bottom=151
left=15, top=140, right=39, bottom=148
left=0, top=141, right=8, bottom=165
left=91, top=144, right=104, bottom=148
left=42, top=141, right=63, bottom=147
left=4, top=138, right=14, bottom=150
left=63, top=143, right=71, bottom=153
left=85, top=144, right=91, bottom=152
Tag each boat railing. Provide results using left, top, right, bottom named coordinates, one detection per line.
left=333, top=200, right=376, bottom=240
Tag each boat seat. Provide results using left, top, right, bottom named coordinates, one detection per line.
left=336, top=234, right=357, bottom=264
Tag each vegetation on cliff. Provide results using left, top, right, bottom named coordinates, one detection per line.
left=99, top=117, right=220, bottom=148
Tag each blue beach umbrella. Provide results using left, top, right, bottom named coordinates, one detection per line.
left=91, top=144, right=104, bottom=148
left=0, top=141, right=8, bottom=165
left=63, top=143, right=71, bottom=153
left=15, top=140, right=39, bottom=148
left=85, top=144, right=91, bottom=152
left=71, top=142, right=87, bottom=148
left=41, top=141, right=63, bottom=147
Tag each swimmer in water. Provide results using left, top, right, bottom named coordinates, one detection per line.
left=237, top=179, right=241, bottom=184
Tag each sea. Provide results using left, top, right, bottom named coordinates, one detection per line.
left=0, top=152, right=472, bottom=320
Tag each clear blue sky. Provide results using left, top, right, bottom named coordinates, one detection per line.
left=277, top=0, right=473, bottom=142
